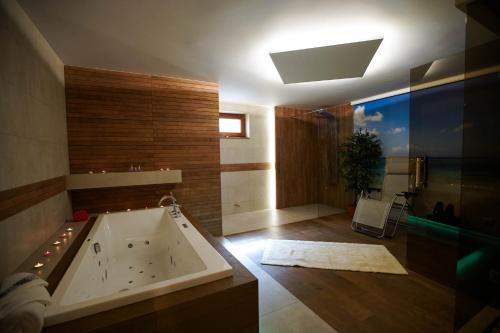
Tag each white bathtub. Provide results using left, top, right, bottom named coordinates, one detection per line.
left=44, top=207, right=232, bottom=326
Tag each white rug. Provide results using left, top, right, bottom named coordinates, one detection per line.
left=261, top=239, right=408, bottom=275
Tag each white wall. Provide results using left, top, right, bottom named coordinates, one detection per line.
left=220, top=102, right=275, bottom=215
left=0, top=0, right=71, bottom=279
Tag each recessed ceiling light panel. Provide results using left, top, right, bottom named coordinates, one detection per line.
left=270, top=38, right=383, bottom=84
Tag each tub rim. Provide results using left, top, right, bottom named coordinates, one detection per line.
left=44, top=207, right=232, bottom=326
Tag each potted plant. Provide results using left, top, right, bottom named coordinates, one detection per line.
left=339, top=129, right=382, bottom=216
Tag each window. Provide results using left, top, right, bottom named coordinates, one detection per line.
left=219, top=113, right=247, bottom=138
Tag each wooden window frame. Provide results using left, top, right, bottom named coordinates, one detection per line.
left=219, top=112, right=247, bottom=138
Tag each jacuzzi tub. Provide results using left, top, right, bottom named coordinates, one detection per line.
left=44, top=207, right=233, bottom=326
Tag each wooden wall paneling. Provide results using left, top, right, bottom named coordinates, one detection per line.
left=65, top=66, right=154, bottom=173
left=65, top=66, right=223, bottom=235
left=0, top=176, right=66, bottom=221
left=275, top=106, right=319, bottom=209
left=319, top=104, right=354, bottom=208
left=151, top=75, right=222, bottom=234
left=275, top=104, right=353, bottom=210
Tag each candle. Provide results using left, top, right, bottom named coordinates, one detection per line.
left=160, top=168, right=164, bottom=171
left=66, top=227, right=73, bottom=232
left=43, top=250, right=52, bottom=257
left=126, top=208, right=131, bottom=212
left=89, top=171, right=93, bottom=174
left=160, top=205, right=164, bottom=208
left=33, top=262, right=44, bottom=269
left=166, top=168, right=170, bottom=171
left=52, top=240, right=61, bottom=246
left=59, top=233, right=68, bottom=238
left=106, top=211, right=110, bottom=214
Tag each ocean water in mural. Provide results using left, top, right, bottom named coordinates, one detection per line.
left=352, top=93, right=410, bottom=187
left=410, top=80, right=464, bottom=221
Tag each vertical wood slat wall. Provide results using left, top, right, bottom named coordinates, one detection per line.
left=65, top=66, right=222, bottom=235
left=275, top=106, right=320, bottom=209
left=275, top=104, right=353, bottom=210
left=321, top=104, right=354, bottom=208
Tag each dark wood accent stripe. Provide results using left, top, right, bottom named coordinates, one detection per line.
left=0, top=176, right=66, bottom=221
left=220, top=162, right=272, bottom=172
left=65, top=66, right=223, bottom=235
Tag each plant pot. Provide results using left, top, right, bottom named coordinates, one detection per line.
left=346, top=204, right=356, bottom=217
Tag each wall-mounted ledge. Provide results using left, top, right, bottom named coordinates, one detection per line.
left=66, top=170, right=182, bottom=190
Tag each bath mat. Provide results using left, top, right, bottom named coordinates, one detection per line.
left=261, top=239, right=407, bottom=275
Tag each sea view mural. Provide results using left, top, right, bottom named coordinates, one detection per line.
left=352, top=93, right=410, bottom=157
left=352, top=93, right=410, bottom=187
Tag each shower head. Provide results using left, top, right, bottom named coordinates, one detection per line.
left=306, top=108, right=336, bottom=120
left=287, top=107, right=335, bottom=120
left=316, top=110, right=336, bottom=120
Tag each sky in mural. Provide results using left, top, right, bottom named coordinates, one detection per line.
left=353, top=93, right=410, bottom=157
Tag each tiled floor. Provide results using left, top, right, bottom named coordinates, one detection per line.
left=221, top=238, right=338, bottom=333
left=222, top=204, right=344, bottom=235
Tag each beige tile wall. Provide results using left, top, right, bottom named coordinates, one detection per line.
left=0, top=0, right=71, bottom=280
left=220, top=102, right=275, bottom=215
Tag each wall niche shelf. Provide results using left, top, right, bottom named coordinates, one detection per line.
left=66, top=170, right=182, bottom=190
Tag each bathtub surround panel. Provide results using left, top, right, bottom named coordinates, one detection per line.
left=0, top=0, right=71, bottom=280
left=65, top=66, right=222, bottom=235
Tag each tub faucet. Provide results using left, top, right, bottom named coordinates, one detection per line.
left=158, top=192, right=180, bottom=217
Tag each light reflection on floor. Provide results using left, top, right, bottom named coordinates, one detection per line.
left=220, top=237, right=338, bottom=333
left=223, top=204, right=344, bottom=236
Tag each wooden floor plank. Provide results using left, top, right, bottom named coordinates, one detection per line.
left=227, top=213, right=455, bottom=333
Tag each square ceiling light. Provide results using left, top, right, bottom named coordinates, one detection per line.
left=270, top=39, right=383, bottom=84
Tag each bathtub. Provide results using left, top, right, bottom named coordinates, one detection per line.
left=44, top=207, right=233, bottom=326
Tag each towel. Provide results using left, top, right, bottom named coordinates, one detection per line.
left=0, top=303, right=45, bottom=333
left=0, top=274, right=48, bottom=304
left=0, top=273, right=51, bottom=333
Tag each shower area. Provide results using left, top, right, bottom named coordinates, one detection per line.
left=274, top=104, right=354, bottom=219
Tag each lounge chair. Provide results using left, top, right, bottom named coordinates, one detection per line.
left=352, top=157, right=414, bottom=238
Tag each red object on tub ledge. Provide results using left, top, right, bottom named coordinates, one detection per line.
left=73, top=210, right=89, bottom=222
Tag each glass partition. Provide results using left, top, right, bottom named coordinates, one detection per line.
left=408, top=2, right=500, bottom=329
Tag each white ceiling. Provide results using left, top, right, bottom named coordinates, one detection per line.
left=19, top=0, right=468, bottom=107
